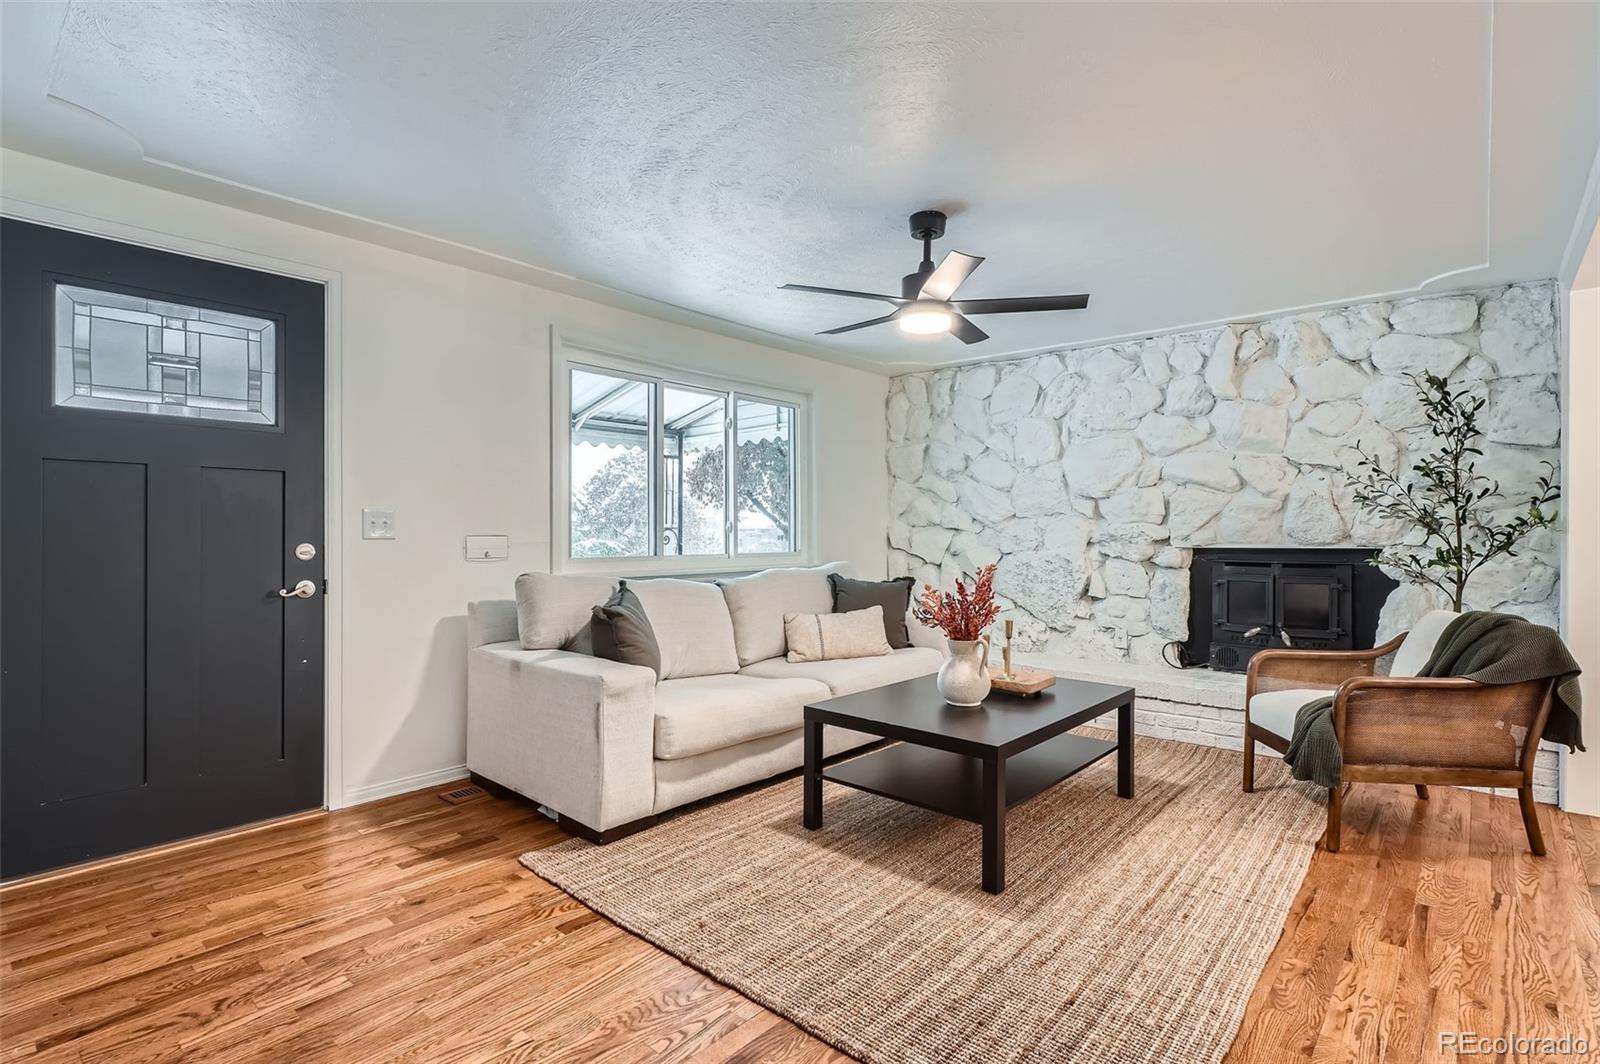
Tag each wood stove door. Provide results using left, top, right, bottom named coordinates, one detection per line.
left=1276, top=564, right=1352, bottom=645
left=1213, top=565, right=1275, bottom=637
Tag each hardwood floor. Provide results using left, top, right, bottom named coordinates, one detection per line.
left=2, top=781, right=1596, bottom=1063
left=1226, top=785, right=1600, bottom=1064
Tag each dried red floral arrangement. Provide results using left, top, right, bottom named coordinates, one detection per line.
left=912, top=563, right=1001, bottom=642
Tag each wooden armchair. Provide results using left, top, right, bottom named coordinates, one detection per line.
left=1243, top=616, right=1556, bottom=855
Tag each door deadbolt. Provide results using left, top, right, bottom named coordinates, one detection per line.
left=294, top=543, right=317, bottom=561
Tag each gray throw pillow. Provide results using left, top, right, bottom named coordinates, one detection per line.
left=590, top=581, right=662, bottom=679
left=829, top=574, right=915, bottom=649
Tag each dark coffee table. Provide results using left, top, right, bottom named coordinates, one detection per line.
left=803, top=674, right=1135, bottom=894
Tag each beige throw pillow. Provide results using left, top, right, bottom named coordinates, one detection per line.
left=783, top=606, right=893, bottom=663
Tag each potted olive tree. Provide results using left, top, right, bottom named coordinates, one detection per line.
left=1352, top=371, right=1560, bottom=611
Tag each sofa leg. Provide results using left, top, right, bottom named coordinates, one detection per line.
left=1518, top=786, right=1546, bottom=857
left=469, top=772, right=513, bottom=800
left=556, top=812, right=658, bottom=846
left=1242, top=734, right=1255, bottom=794
left=1325, top=786, right=1342, bottom=853
left=1414, top=784, right=1430, bottom=800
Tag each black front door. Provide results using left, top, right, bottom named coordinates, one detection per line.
left=1, top=219, right=326, bottom=879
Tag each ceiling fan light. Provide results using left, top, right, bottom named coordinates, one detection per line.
left=898, top=301, right=953, bottom=335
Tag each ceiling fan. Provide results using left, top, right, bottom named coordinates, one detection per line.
left=780, top=210, right=1090, bottom=344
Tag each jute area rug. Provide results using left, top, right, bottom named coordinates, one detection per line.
left=521, top=734, right=1323, bottom=1064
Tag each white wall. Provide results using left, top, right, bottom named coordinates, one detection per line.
left=1564, top=252, right=1599, bottom=815
left=0, top=150, right=890, bottom=806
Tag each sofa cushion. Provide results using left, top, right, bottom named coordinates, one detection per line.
left=1390, top=609, right=1462, bottom=677
left=718, top=563, right=846, bottom=667
left=653, top=722, right=880, bottom=814
left=905, top=609, right=947, bottom=652
left=514, top=572, right=616, bottom=651
left=1249, top=687, right=1331, bottom=740
left=653, top=674, right=830, bottom=760
left=739, top=646, right=943, bottom=697
left=629, top=577, right=740, bottom=679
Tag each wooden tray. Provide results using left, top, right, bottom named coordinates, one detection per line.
left=989, top=666, right=1057, bottom=697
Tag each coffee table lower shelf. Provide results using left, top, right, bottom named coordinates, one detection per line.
left=821, top=732, right=1116, bottom=824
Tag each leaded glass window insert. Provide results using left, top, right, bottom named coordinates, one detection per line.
left=53, top=284, right=278, bottom=425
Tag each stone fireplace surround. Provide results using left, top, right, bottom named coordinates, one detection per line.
left=884, top=281, right=1565, bottom=800
left=886, top=281, right=1562, bottom=662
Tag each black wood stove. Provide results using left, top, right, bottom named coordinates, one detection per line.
left=1184, top=547, right=1397, bottom=672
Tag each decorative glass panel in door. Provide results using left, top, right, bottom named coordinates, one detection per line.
left=733, top=397, right=795, bottom=554
left=569, top=367, right=652, bottom=558
left=662, top=385, right=727, bottom=556
left=53, top=284, right=277, bottom=425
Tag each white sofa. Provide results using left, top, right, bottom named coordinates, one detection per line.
left=467, top=565, right=944, bottom=841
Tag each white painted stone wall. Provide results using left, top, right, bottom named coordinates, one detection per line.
left=886, top=281, right=1563, bottom=663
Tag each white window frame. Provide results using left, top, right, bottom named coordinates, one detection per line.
left=552, top=330, right=813, bottom=575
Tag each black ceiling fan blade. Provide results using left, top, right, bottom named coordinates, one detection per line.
left=816, top=311, right=901, bottom=336
left=917, top=251, right=985, bottom=301
left=780, top=283, right=907, bottom=305
left=952, top=294, right=1091, bottom=315
left=949, top=312, right=989, bottom=345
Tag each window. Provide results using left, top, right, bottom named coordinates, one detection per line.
left=53, top=283, right=278, bottom=425
left=734, top=397, right=795, bottom=554
left=662, top=385, right=727, bottom=556
left=569, top=368, right=651, bottom=558
left=560, top=348, right=802, bottom=570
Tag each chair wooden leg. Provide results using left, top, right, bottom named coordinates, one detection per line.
left=1325, top=786, right=1342, bottom=852
left=1414, top=784, right=1429, bottom=800
left=1518, top=786, right=1546, bottom=856
left=1242, top=733, right=1255, bottom=794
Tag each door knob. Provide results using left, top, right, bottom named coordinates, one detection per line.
left=278, top=579, right=317, bottom=599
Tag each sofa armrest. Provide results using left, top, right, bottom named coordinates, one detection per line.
left=467, top=599, right=518, bottom=648
left=467, top=644, right=656, bottom=831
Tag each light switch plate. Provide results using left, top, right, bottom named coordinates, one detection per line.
left=362, top=508, right=396, bottom=540
left=464, top=534, right=509, bottom=561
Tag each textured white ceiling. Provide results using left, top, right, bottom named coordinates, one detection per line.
left=2, top=2, right=1597, bottom=370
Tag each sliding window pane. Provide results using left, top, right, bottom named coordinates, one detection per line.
left=734, top=398, right=795, bottom=554
left=662, top=386, right=727, bottom=556
left=570, top=368, right=652, bottom=558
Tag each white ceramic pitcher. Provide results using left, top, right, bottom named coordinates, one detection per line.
left=938, top=635, right=992, bottom=706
